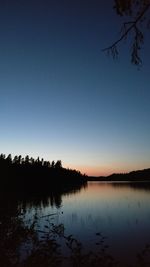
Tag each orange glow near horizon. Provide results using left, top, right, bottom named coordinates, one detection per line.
left=64, top=164, right=124, bottom=176
left=64, top=162, right=150, bottom=177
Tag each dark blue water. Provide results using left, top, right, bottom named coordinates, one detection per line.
left=22, top=182, right=150, bottom=266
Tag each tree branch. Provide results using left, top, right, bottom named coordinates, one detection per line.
left=102, top=2, right=150, bottom=65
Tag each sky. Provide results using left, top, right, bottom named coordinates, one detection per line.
left=0, top=0, right=150, bottom=176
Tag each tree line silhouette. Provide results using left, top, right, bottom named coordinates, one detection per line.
left=88, top=168, right=150, bottom=182
left=0, top=153, right=87, bottom=196
left=0, top=153, right=62, bottom=168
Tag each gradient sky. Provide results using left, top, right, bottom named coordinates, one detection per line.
left=0, top=0, right=150, bottom=176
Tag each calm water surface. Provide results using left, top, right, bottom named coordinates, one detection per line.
left=23, top=182, right=150, bottom=266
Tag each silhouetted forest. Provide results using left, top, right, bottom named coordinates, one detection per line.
left=1, top=153, right=150, bottom=194
left=1, top=154, right=150, bottom=267
left=88, top=168, right=150, bottom=181
left=0, top=153, right=87, bottom=195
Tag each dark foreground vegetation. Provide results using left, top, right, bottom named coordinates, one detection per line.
left=0, top=153, right=87, bottom=195
left=1, top=153, right=150, bottom=266
left=0, top=203, right=117, bottom=267
left=89, top=168, right=150, bottom=182
left=1, top=201, right=150, bottom=267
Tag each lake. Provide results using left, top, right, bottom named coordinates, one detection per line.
left=20, top=181, right=150, bottom=266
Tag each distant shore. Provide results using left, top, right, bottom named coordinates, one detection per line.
left=88, top=168, right=150, bottom=182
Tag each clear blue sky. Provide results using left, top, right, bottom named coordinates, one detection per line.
left=0, top=0, right=150, bottom=176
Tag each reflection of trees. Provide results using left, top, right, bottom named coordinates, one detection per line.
left=0, top=151, right=87, bottom=266
left=0, top=179, right=87, bottom=219
left=0, top=181, right=87, bottom=266
left=20, top=182, right=87, bottom=210
left=111, top=181, right=150, bottom=192
left=20, top=194, right=62, bottom=210
left=0, top=196, right=116, bottom=267
left=0, top=193, right=30, bottom=267
left=1, top=187, right=150, bottom=267
left=0, top=153, right=87, bottom=197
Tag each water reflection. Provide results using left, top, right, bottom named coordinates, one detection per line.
left=59, top=182, right=150, bottom=266
left=19, top=182, right=87, bottom=211
left=111, top=181, right=150, bottom=191
left=1, top=181, right=150, bottom=266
